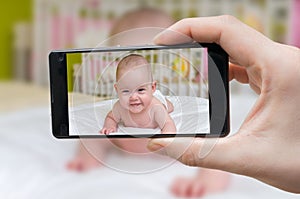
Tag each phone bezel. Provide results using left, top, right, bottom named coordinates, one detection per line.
left=49, top=43, right=230, bottom=139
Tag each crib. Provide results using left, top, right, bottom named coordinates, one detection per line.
left=72, top=47, right=209, bottom=99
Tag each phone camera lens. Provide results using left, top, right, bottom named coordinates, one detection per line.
left=58, top=55, right=64, bottom=62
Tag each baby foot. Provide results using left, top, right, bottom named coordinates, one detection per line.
left=170, top=169, right=230, bottom=197
left=66, top=152, right=103, bottom=172
left=66, top=140, right=108, bottom=172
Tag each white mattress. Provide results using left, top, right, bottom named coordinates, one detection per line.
left=0, top=87, right=299, bottom=199
left=70, top=96, right=209, bottom=136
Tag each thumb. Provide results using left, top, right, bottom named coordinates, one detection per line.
left=147, top=136, right=241, bottom=172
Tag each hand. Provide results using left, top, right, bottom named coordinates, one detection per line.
left=148, top=15, right=300, bottom=193
left=100, top=127, right=117, bottom=135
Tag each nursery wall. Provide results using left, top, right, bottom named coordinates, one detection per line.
left=0, top=0, right=32, bottom=80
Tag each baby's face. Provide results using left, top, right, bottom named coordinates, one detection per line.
left=115, top=66, right=155, bottom=114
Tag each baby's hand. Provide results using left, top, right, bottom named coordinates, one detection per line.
left=100, top=127, right=117, bottom=135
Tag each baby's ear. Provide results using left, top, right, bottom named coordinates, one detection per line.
left=114, top=83, right=118, bottom=92
left=152, top=81, right=157, bottom=92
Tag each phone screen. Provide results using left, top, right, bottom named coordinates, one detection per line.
left=67, top=47, right=209, bottom=136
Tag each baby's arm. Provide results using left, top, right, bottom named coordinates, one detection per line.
left=100, top=103, right=121, bottom=135
left=153, top=104, right=176, bottom=134
left=165, top=98, right=174, bottom=113
left=153, top=90, right=174, bottom=113
left=161, top=114, right=176, bottom=133
left=100, top=111, right=117, bottom=134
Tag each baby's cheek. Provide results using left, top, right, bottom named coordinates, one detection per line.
left=142, top=95, right=153, bottom=106
left=119, top=96, right=129, bottom=107
left=119, top=94, right=127, bottom=100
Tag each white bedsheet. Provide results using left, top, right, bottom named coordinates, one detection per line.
left=0, top=87, right=299, bottom=199
left=70, top=96, right=209, bottom=135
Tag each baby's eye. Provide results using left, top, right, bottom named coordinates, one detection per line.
left=137, top=88, right=146, bottom=93
left=121, top=90, right=130, bottom=94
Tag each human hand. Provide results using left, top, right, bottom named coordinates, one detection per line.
left=148, top=15, right=300, bottom=193
left=100, top=127, right=117, bottom=135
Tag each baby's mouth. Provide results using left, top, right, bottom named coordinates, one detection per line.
left=129, top=102, right=143, bottom=113
left=130, top=103, right=142, bottom=107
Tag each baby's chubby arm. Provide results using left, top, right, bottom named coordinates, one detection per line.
left=153, top=90, right=174, bottom=113
left=100, top=103, right=121, bottom=135
left=152, top=103, right=176, bottom=134
left=100, top=111, right=117, bottom=135
left=165, top=98, right=174, bottom=113
left=161, top=116, right=176, bottom=134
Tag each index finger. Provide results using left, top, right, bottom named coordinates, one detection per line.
left=154, top=15, right=273, bottom=68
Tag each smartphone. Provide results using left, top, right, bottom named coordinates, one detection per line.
left=49, top=43, right=229, bottom=138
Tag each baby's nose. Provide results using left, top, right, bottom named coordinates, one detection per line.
left=130, top=92, right=138, bottom=99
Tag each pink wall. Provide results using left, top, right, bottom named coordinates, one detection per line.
left=291, top=0, right=300, bottom=47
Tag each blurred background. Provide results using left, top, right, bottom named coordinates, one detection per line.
left=0, top=0, right=299, bottom=85
left=1, top=1, right=300, bottom=198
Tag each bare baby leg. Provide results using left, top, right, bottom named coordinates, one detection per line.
left=67, top=139, right=111, bottom=171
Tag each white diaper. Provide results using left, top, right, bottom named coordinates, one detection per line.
left=153, top=90, right=169, bottom=111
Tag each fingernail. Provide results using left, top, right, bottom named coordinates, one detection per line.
left=147, top=140, right=164, bottom=151
left=147, top=138, right=174, bottom=151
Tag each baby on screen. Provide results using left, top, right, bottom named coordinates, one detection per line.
left=100, top=54, right=176, bottom=134
left=68, top=8, right=230, bottom=198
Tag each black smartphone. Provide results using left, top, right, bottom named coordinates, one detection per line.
left=49, top=43, right=229, bottom=138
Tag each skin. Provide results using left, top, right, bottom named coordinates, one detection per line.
left=68, top=9, right=232, bottom=198
left=100, top=59, right=176, bottom=135
left=147, top=15, right=300, bottom=193
left=67, top=9, right=176, bottom=172
left=170, top=169, right=229, bottom=197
